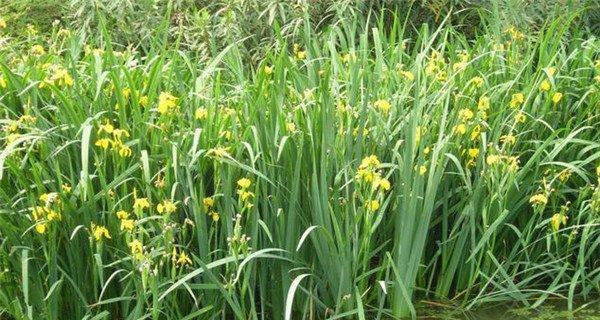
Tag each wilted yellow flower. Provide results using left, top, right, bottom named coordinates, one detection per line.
left=539, top=80, right=551, bottom=92
left=500, top=134, right=516, bottom=145
left=552, top=92, right=563, bottom=103
left=558, top=170, right=571, bottom=182
left=157, top=92, right=178, bottom=114
left=374, top=99, right=391, bottom=114
left=91, top=224, right=111, bottom=241
left=156, top=200, right=176, bottom=214
left=419, top=165, right=427, bottom=176
left=514, top=112, right=526, bottom=123
left=237, top=178, right=252, bottom=189
left=365, top=199, right=380, bottom=212
left=546, top=67, right=557, bottom=77
left=510, top=93, right=524, bottom=108
left=486, top=154, right=500, bottom=166
left=529, top=193, right=548, bottom=206
left=550, top=213, right=567, bottom=232
left=0, top=18, right=6, bottom=29
left=195, top=107, right=208, bottom=120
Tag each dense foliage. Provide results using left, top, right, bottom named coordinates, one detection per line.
left=1, top=2, right=600, bottom=319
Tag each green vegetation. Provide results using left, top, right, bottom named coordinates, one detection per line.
left=1, top=1, right=600, bottom=319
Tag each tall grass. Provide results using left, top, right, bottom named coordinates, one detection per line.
left=0, top=7, right=599, bottom=320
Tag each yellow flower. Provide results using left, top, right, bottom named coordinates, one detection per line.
left=374, top=177, right=391, bottom=191
left=546, top=67, right=557, bottom=77
left=203, top=197, right=214, bottom=210
left=237, top=178, right=252, bottom=189
left=98, top=120, right=115, bottom=134
left=239, top=191, right=255, bottom=201
left=374, top=99, right=391, bottom=114
left=156, top=200, right=176, bottom=214
left=468, top=148, right=480, bottom=159
left=486, top=154, right=500, bottom=166
left=61, top=183, right=72, bottom=194
left=118, top=145, right=132, bottom=157
left=552, top=92, right=563, bottom=103
left=453, top=124, right=467, bottom=135
left=195, top=107, right=208, bottom=120
left=550, top=213, right=567, bottom=232
left=264, top=65, right=273, bottom=74
left=116, top=210, right=129, bottom=219
left=359, top=155, right=380, bottom=170
left=400, top=70, right=414, bottom=81
left=558, top=170, right=571, bottom=182
left=514, top=112, right=526, bottom=123
left=39, top=192, right=58, bottom=205
left=471, top=76, right=484, bottom=88
left=139, top=95, right=149, bottom=107
left=157, top=92, right=178, bottom=114
left=510, top=93, right=524, bottom=108
left=95, top=138, right=110, bottom=149
left=539, top=80, right=551, bottom=92
left=419, top=165, right=427, bottom=176
left=91, top=224, right=111, bottom=241
left=211, top=212, right=220, bottom=222
left=458, top=108, right=474, bottom=122
left=120, top=219, right=135, bottom=231
left=470, top=125, right=481, bottom=141
left=356, top=169, right=375, bottom=183
left=500, top=134, right=516, bottom=145
left=0, top=76, right=7, bottom=88
left=477, top=96, right=490, bottom=111
left=286, top=122, right=296, bottom=133
left=133, top=198, right=150, bottom=211
left=365, top=199, right=380, bottom=212
left=206, top=147, right=230, bottom=158
left=35, top=223, right=47, bottom=234
left=0, top=18, right=6, bottom=29
left=129, top=239, right=143, bottom=260
left=529, top=194, right=548, bottom=206
left=31, top=45, right=45, bottom=55
left=176, top=251, right=192, bottom=266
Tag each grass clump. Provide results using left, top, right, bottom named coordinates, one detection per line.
left=1, top=5, right=600, bottom=320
